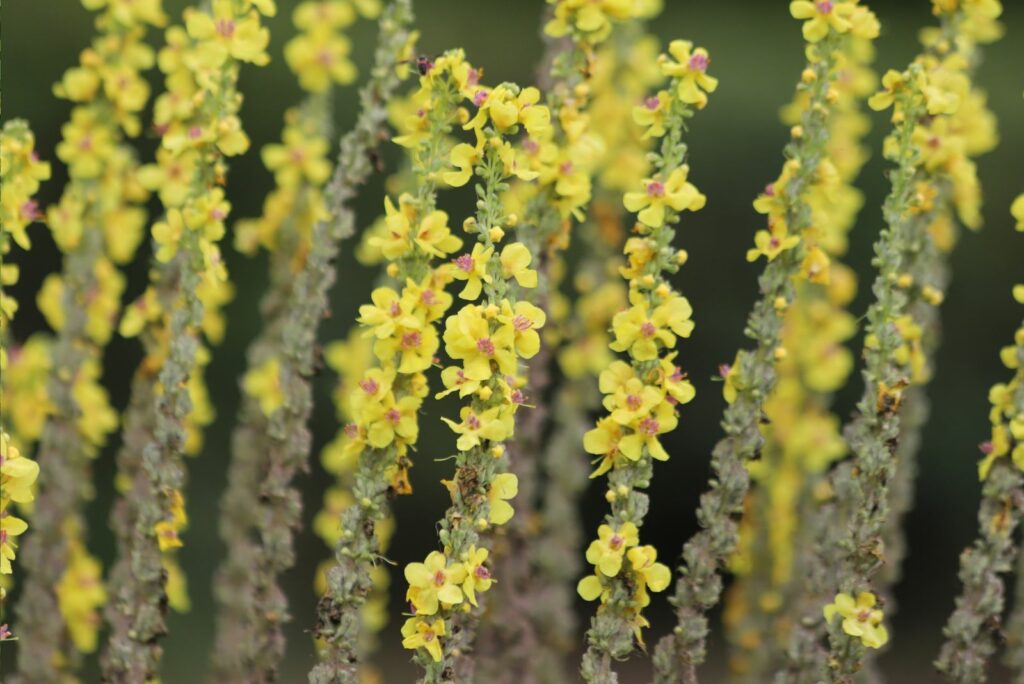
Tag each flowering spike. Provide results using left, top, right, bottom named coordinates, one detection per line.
left=652, top=3, right=881, bottom=681
left=101, top=1, right=273, bottom=679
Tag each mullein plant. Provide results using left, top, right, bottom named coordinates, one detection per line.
left=11, top=1, right=163, bottom=678
left=0, top=120, right=48, bottom=643
left=649, top=4, right=879, bottom=682
left=399, top=70, right=553, bottom=680
left=936, top=191, right=1024, bottom=682
left=575, top=36, right=713, bottom=683
left=310, top=48, right=472, bottom=683
left=100, top=1, right=272, bottom=680
left=209, top=1, right=388, bottom=679
left=723, top=19, right=878, bottom=681
left=820, top=2, right=1003, bottom=679
left=476, top=3, right=661, bottom=678
left=480, top=13, right=667, bottom=681
left=878, top=0, right=1001, bottom=597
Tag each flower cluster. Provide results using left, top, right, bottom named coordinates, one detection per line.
left=576, top=38, right=709, bottom=677
left=400, top=72, right=550, bottom=679
left=0, top=120, right=47, bottom=641
left=102, top=1, right=272, bottom=679
left=0, top=434, right=39, bottom=592
left=544, top=0, right=658, bottom=46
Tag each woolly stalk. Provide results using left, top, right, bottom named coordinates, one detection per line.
left=652, top=20, right=866, bottom=683
left=210, top=4, right=408, bottom=680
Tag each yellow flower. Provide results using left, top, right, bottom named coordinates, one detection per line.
left=1, top=434, right=39, bottom=506
left=401, top=617, right=446, bottom=662
left=1012, top=193, right=1024, bottom=231
left=823, top=591, right=889, bottom=649
left=56, top=107, right=115, bottom=179
left=610, top=294, right=695, bottom=361
left=620, top=400, right=677, bottom=462
left=583, top=418, right=626, bottom=477
left=487, top=472, right=519, bottom=525
left=544, top=0, right=633, bottom=44
left=361, top=392, right=421, bottom=448
left=460, top=545, right=493, bottom=606
left=405, top=551, right=466, bottom=615
left=633, top=91, right=672, bottom=139
left=499, top=243, right=538, bottom=289
left=443, top=140, right=483, bottom=187
left=57, top=543, right=107, bottom=653
left=499, top=300, right=546, bottom=359
left=442, top=406, right=511, bottom=452
left=293, top=1, right=357, bottom=30
left=261, top=126, right=332, bottom=188
left=746, top=227, right=801, bottom=262
left=465, top=85, right=551, bottom=138
left=443, top=305, right=517, bottom=381
left=185, top=0, right=270, bottom=68
left=284, top=28, right=357, bottom=93
left=660, top=41, right=718, bottom=108
left=153, top=209, right=186, bottom=263
left=789, top=0, right=855, bottom=42
left=243, top=357, right=285, bottom=416
left=626, top=545, right=671, bottom=593
left=623, top=165, right=706, bottom=228
left=0, top=511, right=29, bottom=574
left=585, top=522, right=639, bottom=577
left=412, top=210, right=462, bottom=258
left=451, top=243, right=495, bottom=300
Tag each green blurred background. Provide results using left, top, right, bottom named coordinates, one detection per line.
left=2, top=0, right=1023, bottom=681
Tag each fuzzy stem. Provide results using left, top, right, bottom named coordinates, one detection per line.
left=13, top=227, right=101, bottom=681
left=211, top=3, right=412, bottom=676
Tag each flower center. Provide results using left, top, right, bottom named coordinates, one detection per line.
left=687, top=53, right=708, bottom=73
left=421, top=289, right=436, bottom=305
left=455, top=254, right=474, bottom=272
left=523, top=138, right=540, bottom=154
left=386, top=408, right=401, bottom=424
left=511, top=389, right=525, bottom=405
left=639, top=417, right=660, bottom=435
left=473, top=90, right=488, bottom=107
left=626, top=394, right=642, bottom=410
left=401, top=331, right=422, bottom=349
left=609, top=534, right=623, bottom=550
left=646, top=181, right=665, bottom=198
left=512, top=314, right=532, bottom=332
left=816, top=0, right=834, bottom=13
left=389, top=301, right=401, bottom=316
left=644, top=96, right=660, bottom=110
left=640, top=321, right=657, bottom=337
left=559, top=161, right=574, bottom=175
left=467, top=414, right=482, bottom=430
left=359, top=379, right=379, bottom=395
left=434, top=570, right=447, bottom=586
left=476, top=337, right=496, bottom=356
left=475, top=566, right=491, bottom=579
left=215, top=18, right=236, bottom=38
left=344, top=423, right=359, bottom=438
